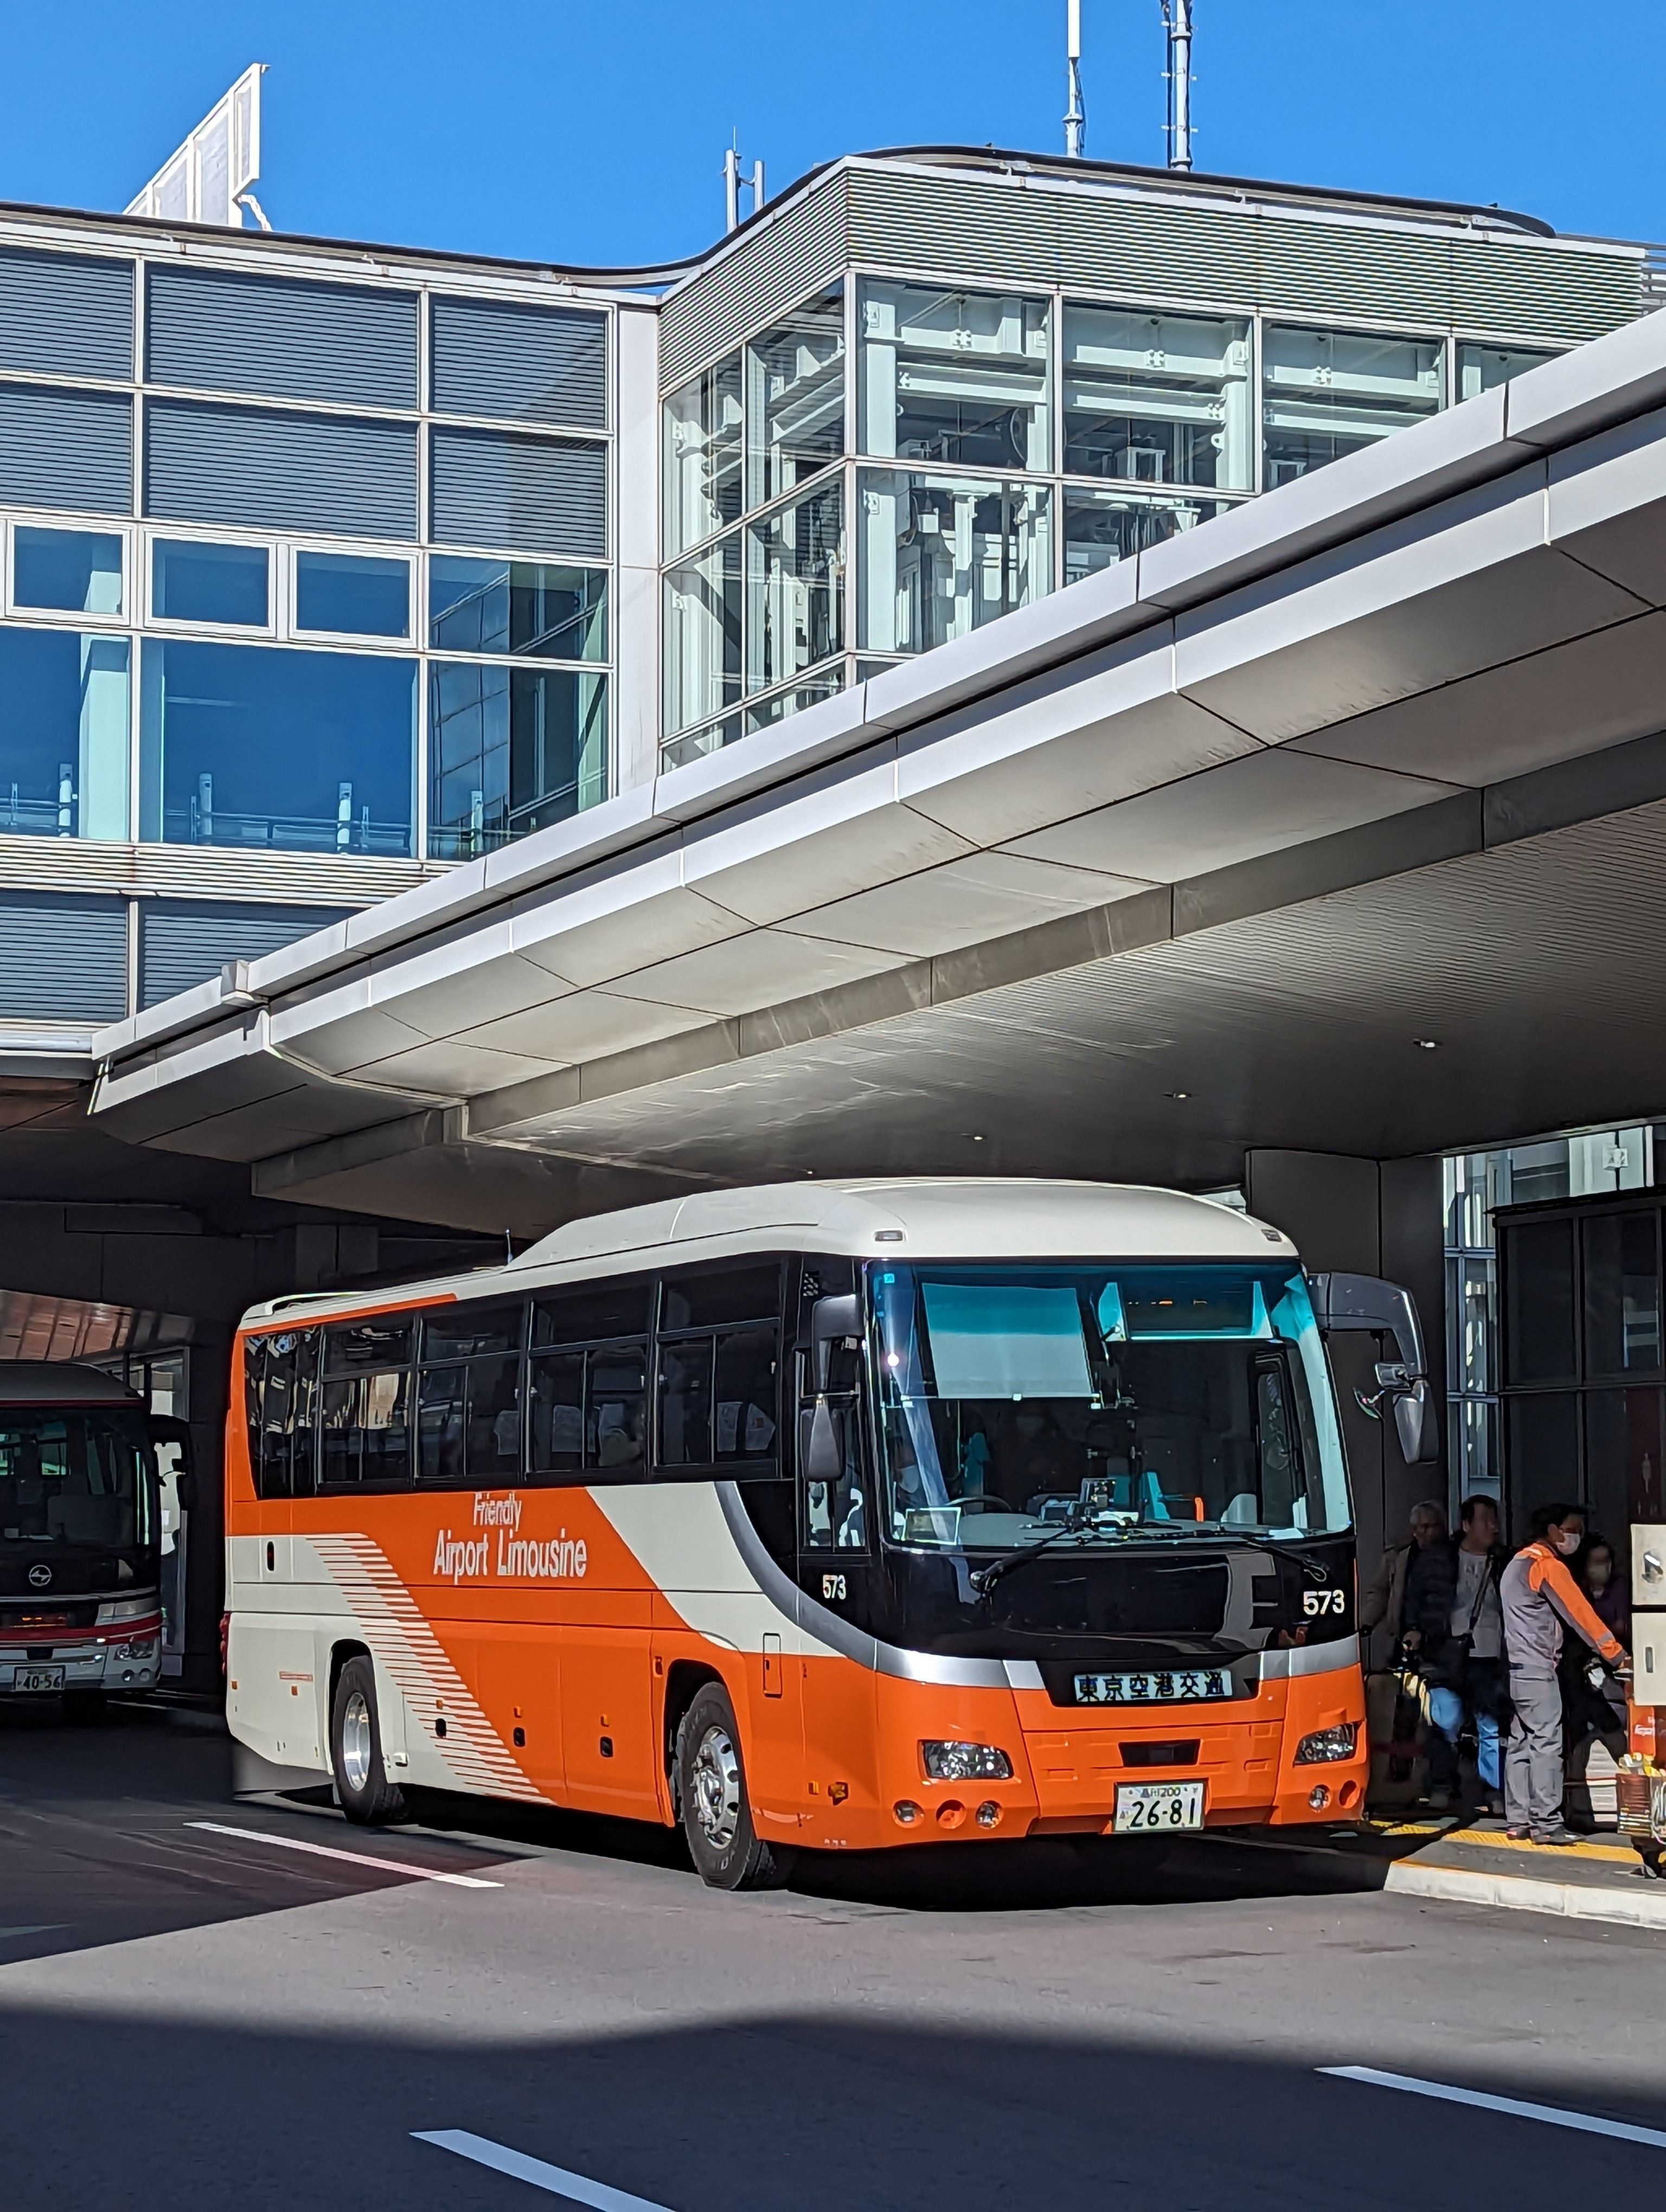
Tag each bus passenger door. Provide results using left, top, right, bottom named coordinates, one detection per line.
left=796, top=1352, right=881, bottom=1836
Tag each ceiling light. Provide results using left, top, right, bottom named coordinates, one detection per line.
left=1414, top=1038, right=1439, bottom=1051
left=1169, top=1090, right=1191, bottom=1101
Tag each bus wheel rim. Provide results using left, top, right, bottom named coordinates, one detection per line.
left=691, top=1721, right=741, bottom=1850
left=342, top=1688, right=374, bottom=1793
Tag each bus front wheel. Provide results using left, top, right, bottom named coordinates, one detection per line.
left=675, top=1683, right=790, bottom=1892
left=330, top=1655, right=406, bottom=1826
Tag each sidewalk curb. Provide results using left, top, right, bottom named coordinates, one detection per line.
left=1385, top=1856, right=1666, bottom=1930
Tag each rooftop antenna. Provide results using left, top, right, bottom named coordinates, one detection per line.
left=1064, top=0, right=1086, bottom=158
left=722, top=142, right=768, bottom=233
left=1161, top=0, right=1195, bottom=172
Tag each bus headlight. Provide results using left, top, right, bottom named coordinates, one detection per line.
left=921, top=1741, right=1014, bottom=1782
left=1293, top=1722, right=1360, bottom=1765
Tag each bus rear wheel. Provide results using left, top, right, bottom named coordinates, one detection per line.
left=331, top=1656, right=406, bottom=1826
left=675, top=1683, right=790, bottom=1892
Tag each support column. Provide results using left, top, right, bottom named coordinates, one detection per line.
left=1243, top=1150, right=1448, bottom=1666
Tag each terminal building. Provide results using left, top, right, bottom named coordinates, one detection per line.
left=0, top=134, right=1661, bottom=1683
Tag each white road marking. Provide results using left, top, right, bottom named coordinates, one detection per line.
left=1320, top=2066, right=1666, bottom=2149
left=0, top=1925, right=64, bottom=1937
left=184, top=1821, right=501, bottom=1888
left=414, top=2130, right=675, bottom=2208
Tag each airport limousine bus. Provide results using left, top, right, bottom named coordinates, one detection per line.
left=226, top=1181, right=1434, bottom=1888
left=0, top=1362, right=188, bottom=1715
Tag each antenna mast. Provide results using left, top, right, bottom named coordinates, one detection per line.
left=1162, top=0, right=1195, bottom=171
left=1064, top=0, right=1086, bottom=159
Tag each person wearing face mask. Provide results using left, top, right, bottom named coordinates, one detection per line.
left=1562, top=1534, right=1631, bottom=1829
left=1500, top=1502, right=1630, bottom=1845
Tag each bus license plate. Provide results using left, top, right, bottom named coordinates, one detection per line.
left=10, top=1666, right=65, bottom=1693
left=1113, top=1780, right=1205, bottom=1834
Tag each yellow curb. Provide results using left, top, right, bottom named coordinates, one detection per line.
left=1439, top=1824, right=1639, bottom=1867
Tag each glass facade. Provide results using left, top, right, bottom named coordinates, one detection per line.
left=660, top=267, right=1561, bottom=767
left=139, top=639, right=416, bottom=855
left=0, top=627, right=128, bottom=840
left=428, top=661, right=606, bottom=861
left=1446, top=1126, right=1662, bottom=1517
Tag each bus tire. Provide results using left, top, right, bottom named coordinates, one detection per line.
left=330, top=1656, right=406, bottom=1826
left=675, top=1683, right=790, bottom=1892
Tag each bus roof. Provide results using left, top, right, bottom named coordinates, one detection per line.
left=0, top=1361, right=145, bottom=1405
left=240, top=1180, right=1296, bottom=1330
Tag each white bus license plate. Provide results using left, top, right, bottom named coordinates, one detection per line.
left=1113, top=1780, right=1205, bottom=1834
left=10, top=1666, right=65, bottom=1693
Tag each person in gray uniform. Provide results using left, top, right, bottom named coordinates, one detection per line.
left=1500, top=1501, right=1629, bottom=1846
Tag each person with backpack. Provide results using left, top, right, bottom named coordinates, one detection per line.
left=1501, top=1502, right=1630, bottom=1846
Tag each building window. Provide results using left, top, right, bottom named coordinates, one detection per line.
left=428, top=556, right=606, bottom=662
left=1456, top=341, right=1556, bottom=401
left=663, top=352, right=742, bottom=558
left=663, top=533, right=742, bottom=741
left=857, top=470, right=1051, bottom=655
left=295, top=550, right=411, bottom=639
left=13, top=526, right=123, bottom=616
left=139, top=639, right=415, bottom=855
left=745, top=288, right=845, bottom=511
left=151, top=538, right=270, bottom=628
left=1062, top=306, right=1251, bottom=492
left=1063, top=487, right=1234, bottom=583
left=859, top=280, right=1050, bottom=473
left=746, top=480, right=844, bottom=698
left=427, top=661, right=606, bottom=861
left=1261, top=325, right=1445, bottom=485
left=0, top=626, right=128, bottom=839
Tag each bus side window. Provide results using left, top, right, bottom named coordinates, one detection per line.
left=653, top=1263, right=783, bottom=1479
left=320, top=1315, right=414, bottom=1490
left=413, top=1298, right=527, bottom=1489
left=243, top=1336, right=268, bottom=1495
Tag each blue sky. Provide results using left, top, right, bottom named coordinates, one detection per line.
left=1, top=2, right=1660, bottom=268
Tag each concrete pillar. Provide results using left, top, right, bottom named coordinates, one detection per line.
left=1243, top=1150, right=1448, bottom=1664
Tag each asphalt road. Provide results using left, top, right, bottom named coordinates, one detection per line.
left=2, top=1700, right=1663, bottom=2212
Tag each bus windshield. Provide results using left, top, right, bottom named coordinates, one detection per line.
left=0, top=1410, right=157, bottom=1557
left=870, top=1262, right=1349, bottom=1549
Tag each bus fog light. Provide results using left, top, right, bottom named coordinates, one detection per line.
left=921, top=1740, right=1014, bottom=1782
left=976, top=1801, right=1002, bottom=1829
left=935, top=1799, right=967, bottom=1829
left=1308, top=1785, right=1331, bottom=1810
left=893, top=1800, right=923, bottom=1825
left=1294, top=1722, right=1359, bottom=1765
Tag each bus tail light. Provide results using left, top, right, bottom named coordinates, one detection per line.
left=921, top=1740, right=1014, bottom=1782
left=96, top=1597, right=159, bottom=1625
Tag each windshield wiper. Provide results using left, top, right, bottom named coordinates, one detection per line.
left=970, top=1513, right=1132, bottom=1598
left=971, top=1517, right=1330, bottom=1598
left=1107, top=1523, right=1331, bottom=1584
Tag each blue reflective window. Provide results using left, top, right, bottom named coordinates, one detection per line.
left=152, top=539, right=268, bottom=627
left=428, top=661, right=606, bottom=860
left=0, top=627, right=129, bottom=839
left=428, top=556, right=606, bottom=661
left=14, top=528, right=123, bottom=616
left=139, top=640, right=414, bottom=856
left=295, top=551, right=410, bottom=639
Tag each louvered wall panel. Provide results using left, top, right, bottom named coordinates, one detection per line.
left=0, top=384, right=131, bottom=514
left=429, top=426, right=606, bottom=558
left=1256, top=223, right=1454, bottom=328
left=144, top=398, right=418, bottom=538
left=0, top=832, right=438, bottom=902
left=1451, top=240, right=1643, bottom=342
left=0, top=892, right=126, bottom=1021
left=0, top=246, right=132, bottom=380
left=146, top=265, right=418, bottom=408
left=1035, top=184, right=1263, bottom=303
left=431, top=295, right=607, bottom=428
left=659, top=172, right=850, bottom=389
left=140, top=898, right=354, bottom=1008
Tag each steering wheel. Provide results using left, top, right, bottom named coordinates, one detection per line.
left=957, top=1494, right=1010, bottom=1514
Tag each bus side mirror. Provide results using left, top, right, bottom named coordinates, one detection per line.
left=1307, top=1271, right=1440, bottom=1465
left=150, top=1416, right=197, bottom=1511
left=810, top=1294, right=861, bottom=1395
left=804, top=1399, right=846, bottom=1486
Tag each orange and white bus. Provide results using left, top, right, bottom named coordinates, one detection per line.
left=225, top=1180, right=1433, bottom=1888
